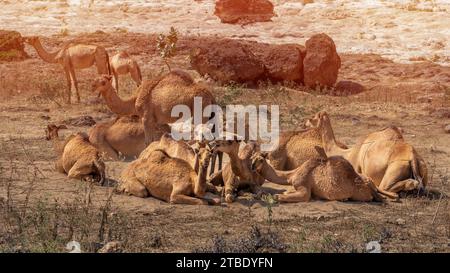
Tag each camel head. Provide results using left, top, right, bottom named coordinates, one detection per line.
left=305, top=111, right=328, bottom=128
left=92, top=75, right=113, bottom=94
left=251, top=152, right=268, bottom=173
left=198, top=146, right=214, bottom=171
left=45, top=124, right=68, bottom=140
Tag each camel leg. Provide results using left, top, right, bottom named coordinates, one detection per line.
left=63, top=66, right=72, bottom=104
left=170, top=186, right=208, bottom=205
left=67, top=161, right=94, bottom=180
left=130, top=65, right=141, bottom=86
left=209, top=153, right=216, bottom=177
left=68, top=63, right=81, bottom=103
left=224, top=175, right=237, bottom=203
left=378, top=162, right=416, bottom=194
left=118, top=179, right=149, bottom=198
left=275, top=186, right=311, bottom=203
left=113, top=69, right=119, bottom=94
left=385, top=179, right=420, bottom=193
left=142, top=114, right=158, bottom=146
left=217, top=151, right=223, bottom=172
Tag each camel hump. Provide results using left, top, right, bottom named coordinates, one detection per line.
left=168, top=69, right=194, bottom=84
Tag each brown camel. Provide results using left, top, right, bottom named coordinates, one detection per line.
left=250, top=147, right=394, bottom=203
left=311, top=111, right=428, bottom=197
left=25, top=36, right=111, bottom=104
left=92, top=69, right=216, bottom=144
left=117, top=146, right=220, bottom=205
left=110, top=51, right=142, bottom=94
left=45, top=124, right=105, bottom=185
left=88, top=115, right=168, bottom=161
left=268, top=128, right=348, bottom=171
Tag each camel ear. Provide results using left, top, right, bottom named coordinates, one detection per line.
left=105, top=75, right=113, bottom=82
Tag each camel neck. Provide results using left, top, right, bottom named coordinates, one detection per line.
left=101, top=87, right=137, bottom=116
left=228, top=149, right=252, bottom=180
left=30, top=40, right=60, bottom=64
left=259, top=162, right=291, bottom=185
left=51, top=136, right=67, bottom=156
left=321, top=122, right=349, bottom=157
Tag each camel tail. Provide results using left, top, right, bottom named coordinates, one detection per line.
left=411, top=150, right=428, bottom=190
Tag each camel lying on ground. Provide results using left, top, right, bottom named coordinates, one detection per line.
left=110, top=51, right=142, bottom=94
left=88, top=115, right=168, bottom=161
left=309, top=111, right=428, bottom=197
left=45, top=124, right=105, bottom=185
left=25, top=36, right=111, bottom=104
left=117, top=145, right=220, bottom=205
left=92, top=69, right=216, bottom=144
left=251, top=147, right=396, bottom=203
left=268, top=128, right=348, bottom=170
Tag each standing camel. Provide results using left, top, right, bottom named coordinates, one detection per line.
left=110, top=51, right=142, bottom=94
left=25, top=36, right=111, bottom=104
left=92, top=69, right=216, bottom=144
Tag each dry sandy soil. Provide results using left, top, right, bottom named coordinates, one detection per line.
left=0, top=1, right=449, bottom=253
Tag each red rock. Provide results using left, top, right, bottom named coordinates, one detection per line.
left=0, top=30, right=29, bottom=61
left=190, top=38, right=265, bottom=84
left=247, top=42, right=305, bottom=83
left=214, top=0, right=275, bottom=25
left=304, top=33, right=341, bottom=88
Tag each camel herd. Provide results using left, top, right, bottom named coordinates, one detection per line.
left=27, top=36, right=429, bottom=205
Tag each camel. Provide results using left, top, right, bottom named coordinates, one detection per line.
left=88, top=115, right=168, bottom=161
left=25, top=36, right=111, bottom=104
left=45, top=124, right=105, bottom=185
left=250, top=147, right=394, bottom=203
left=268, top=128, right=348, bottom=171
left=211, top=140, right=266, bottom=203
left=310, top=111, right=428, bottom=197
left=110, top=51, right=142, bottom=94
left=92, top=69, right=216, bottom=144
left=117, top=146, right=220, bottom=205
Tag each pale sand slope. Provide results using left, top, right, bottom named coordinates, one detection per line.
left=1, top=0, right=449, bottom=65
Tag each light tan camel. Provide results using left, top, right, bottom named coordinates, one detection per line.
left=211, top=140, right=266, bottom=203
left=268, top=128, right=348, bottom=171
left=311, top=111, right=428, bottom=197
left=25, top=36, right=111, bottom=104
left=45, top=124, right=105, bottom=185
left=110, top=51, right=142, bottom=94
left=88, top=115, right=168, bottom=161
left=139, top=134, right=220, bottom=194
left=117, top=146, right=220, bottom=205
left=92, top=69, right=216, bottom=144
left=250, top=147, right=394, bottom=203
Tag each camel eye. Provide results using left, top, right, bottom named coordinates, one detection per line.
left=100, top=80, right=106, bottom=85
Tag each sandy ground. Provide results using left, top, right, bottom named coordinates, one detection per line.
left=0, top=1, right=449, bottom=252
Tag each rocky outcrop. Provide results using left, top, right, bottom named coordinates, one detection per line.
left=214, top=0, right=275, bottom=25
left=0, top=30, right=28, bottom=62
left=190, top=38, right=265, bottom=84
left=303, top=33, right=341, bottom=89
left=247, top=42, right=305, bottom=83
